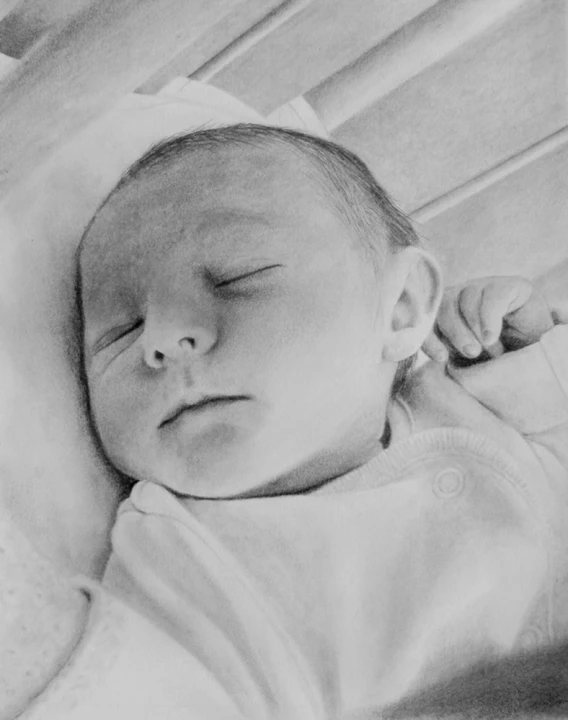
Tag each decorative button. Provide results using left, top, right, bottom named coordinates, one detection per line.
left=432, top=467, right=466, bottom=498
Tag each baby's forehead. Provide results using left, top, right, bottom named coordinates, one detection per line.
left=96, top=142, right=313, bottom=228
left=79, top=143, right=367, bottom=294
left=84, top=142, right=350, bottom=250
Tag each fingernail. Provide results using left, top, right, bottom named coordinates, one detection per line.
left=463, top=343, right=480, bottom=357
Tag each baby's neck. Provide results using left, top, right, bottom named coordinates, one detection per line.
left=226, top=420, right=391, bottom=500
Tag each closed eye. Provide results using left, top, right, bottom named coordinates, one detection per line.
left=93, top=319, right=144, bottom=354
left=214, top=264, right=282, bottom=288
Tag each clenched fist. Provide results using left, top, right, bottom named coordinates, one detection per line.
left=422, top=276, right=556, bottom=364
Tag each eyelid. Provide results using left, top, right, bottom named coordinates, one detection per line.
left=214, top=264, right=283, bottom=288
left=92, top=319, right=143, bottom=354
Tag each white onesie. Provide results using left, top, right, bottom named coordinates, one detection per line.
left=104, top=326, right=568, bottom=719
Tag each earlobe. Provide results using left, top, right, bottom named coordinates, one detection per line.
left=381, top=248, right=443, bottom=362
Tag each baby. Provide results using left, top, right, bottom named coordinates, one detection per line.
left=79, top=124, right=568, bottom=719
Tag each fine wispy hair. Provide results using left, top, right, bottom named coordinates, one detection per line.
left=117, top=123, right=421, bottom=261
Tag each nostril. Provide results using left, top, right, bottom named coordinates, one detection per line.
left=154, top=349, right=165, bottom=362
left=179, top=337, right=196, bottom=350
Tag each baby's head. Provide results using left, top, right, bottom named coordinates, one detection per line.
left=79, top=124, right=441, bottom=498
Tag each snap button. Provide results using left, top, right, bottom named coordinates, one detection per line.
left=432, top=467, right=465, bottom=498
left=519, top=627, right=544, bottom=650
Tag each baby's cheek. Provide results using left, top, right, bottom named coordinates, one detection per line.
left=90, top=373, right=151, bottom=467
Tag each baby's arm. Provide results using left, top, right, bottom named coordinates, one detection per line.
left=421, top=260, right=568, bottom=364
left=420, top=259, right=568, bottom=623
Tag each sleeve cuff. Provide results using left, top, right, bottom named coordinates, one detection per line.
left=447, top=325, right=568, bottom=435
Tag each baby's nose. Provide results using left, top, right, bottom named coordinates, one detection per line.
left=143, top=319, right=217, bottom=369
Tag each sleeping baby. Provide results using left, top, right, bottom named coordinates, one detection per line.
left=78, top=124, right=568, bottom=719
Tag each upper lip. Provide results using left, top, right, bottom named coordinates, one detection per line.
left=160, top=394, right=248, bottom=426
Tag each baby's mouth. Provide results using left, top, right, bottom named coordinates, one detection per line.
left=160, top=395, right=249, bottom=427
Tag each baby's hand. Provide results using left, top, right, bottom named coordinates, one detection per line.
left=422, top=276, right=555, bottom=364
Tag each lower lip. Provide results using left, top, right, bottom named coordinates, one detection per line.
left=164, top=398, right=246, bottom=426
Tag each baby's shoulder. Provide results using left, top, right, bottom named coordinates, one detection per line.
left=397, top=359, right=485, bottom=434
left=393, top=359, right=555, bottom=505
left=403, top=328, right=568, bottom=439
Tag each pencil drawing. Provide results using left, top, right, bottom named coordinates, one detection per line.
left=0, top=1, right=566, bottom=718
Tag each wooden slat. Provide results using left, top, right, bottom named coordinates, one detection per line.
left=191, top=0, right=310, bottom=83
left=0, top=0, right=19, bottom=14
left=333, top=0, right=567, bottom=212
left=202, top=0, right=438, bottom=114
left=0, top=0, right=251, bottom=195
left=139, top=0, right=298, bottom=96
left=422, top=142, right=568, bottom=285
left=0, top=0, right=94, bottom=58
left=412, top=125, right=568, bottom=224
left=0, top=0, right=23, bottom=26
left=306, top=0, right=527, bottom=132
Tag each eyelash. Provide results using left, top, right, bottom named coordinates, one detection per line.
left=94, top=265, right=282, bottom=353
left=96, top=319, right=143, bottom=352
left=214, top=264, right=282, bottom=288
left=117, top=319, right=144, bottom=339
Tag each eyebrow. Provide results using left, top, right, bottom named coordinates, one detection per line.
left=193, top=209, right=275, bottom=236
left=81, top=208, right=279, bottom=301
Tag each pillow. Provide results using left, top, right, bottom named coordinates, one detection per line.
left=0, top=80, right=295, bottom=578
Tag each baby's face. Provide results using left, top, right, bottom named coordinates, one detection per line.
left=81, top=144, right=396, bottom=497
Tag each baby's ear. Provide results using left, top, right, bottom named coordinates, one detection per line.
left=381, top=247, right=443, bottom=362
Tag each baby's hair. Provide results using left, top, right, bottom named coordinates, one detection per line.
left=90, top=123, right=422, bottom=395
left=117, top=123, right=420, bottom=256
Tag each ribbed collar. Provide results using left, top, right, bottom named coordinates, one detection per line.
left=314, top=396, right=541, bottom=513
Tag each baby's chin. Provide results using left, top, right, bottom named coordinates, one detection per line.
left=118, top=436, right=343, bottom=500
left=124, top=444, right=374, bottom=500
left=117, top=439, right=286, bottom=500
left=110, top=407, right=383, bottom=499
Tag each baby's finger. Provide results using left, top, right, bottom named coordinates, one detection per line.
left=457, top=284, right=485, bottom=345
left=478, top=278, right=532, bottom=345
left=437, top=296, right=482, bottom=358
left=421, top=331, right=449, bottom=363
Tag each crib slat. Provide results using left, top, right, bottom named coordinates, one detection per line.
left=0, top=0, right=238, bottom=195
left=0, top=0, right=21, bottom=23
left=0, top=0, right=95, bottom=58
left=138, top=0, right=287, bottom=95
left=202, top=0, right=438, bottom=115
left=306, top=0, right=526, bottom=132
